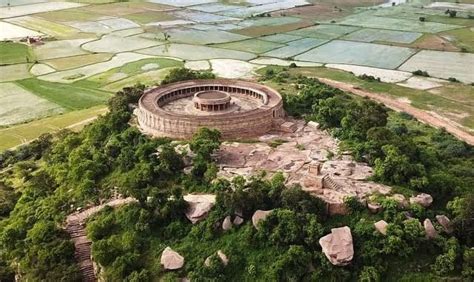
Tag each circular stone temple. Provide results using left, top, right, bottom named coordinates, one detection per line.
left=136, top=79, right=285, bottom=139
left=193, top=91, right=231, bottom=112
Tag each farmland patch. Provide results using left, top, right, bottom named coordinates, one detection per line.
left=87, top=58, right=182, bottom=86
left=172, top=10, right=238, bottom=23
left=259, top=33, right=302, bottom=43
left=6, top=16, right=79, bottom=38
left=0, top=42, right=33, bottom=65
left=0, top=64, right=32, bottom=82
left=0, top=82, right=63, bottom=126
left=325, top=64, right=412, bottom=83
left=0, top=2, right=84, bottom=19
left=210, top=59, right=261, bottom=79
left=44, top=53, right=113, bottom=70
left=17, top=78, right=111, bottom=110
left=338, top=13, right=461, bottom=33
left=250, top=57, right=322, bottom=67
left=0, top=21, right=42, bottom=40
left=262, top=38, right=328, bottom=59
left=295, top=40, right=416, bottom=69
left=215, top=38, right=284, bottom=54
left=102, top=68, right=174, bottom=92
left=398, top=50, right=474, bottom=83
left=33, top=38, right=93, bottom=60
left=287, top=24, right=360, bottom=39
left=166, top=28, right=249, bottom=44
left=82, top=35, right=162, bottom=53
left=137, top=43, right=257, bottom=61
left=38, top=52, right=155, bottom=83
left=30, top=64, right=55, bottom=76
left=342, top=28, right=422, bottom=44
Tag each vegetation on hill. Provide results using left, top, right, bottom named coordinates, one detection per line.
left=0, top=68, right=473, bottom=281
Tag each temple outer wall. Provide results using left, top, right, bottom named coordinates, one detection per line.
left=137, top=80, right=284, bottom=140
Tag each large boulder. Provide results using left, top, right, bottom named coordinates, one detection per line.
left=435, top=215, right=453, bottom=234
left=423, top=219, right=438, bottom=239
left=410, top=193, right=433, bottom=208
left=184, top=194, right=216, bottom=224
left=252, top=210, right=273, bottom=229
left=160, top=247, right=184, bottom=270
left=319, top=226, right=354, bottom=266
left=222, top=216, right=232, bottom=231
left=374, top=220, right=388, bottom=235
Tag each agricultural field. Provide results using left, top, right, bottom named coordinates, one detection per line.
left=0, top=0, right=473, bottom=149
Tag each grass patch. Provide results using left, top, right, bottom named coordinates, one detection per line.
left=0, top=106, right=107, bottom=151
left=440, top=27, right=474, bottom=52
left=17, top=78, right=112, bottom=110
left=268, top=139, right=288, bottom=148
left=0, top=42, right=34, bottom=65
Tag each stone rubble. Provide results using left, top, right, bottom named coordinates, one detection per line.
left=319, top=226, right=354, bottom=266
left=222, top=215, right=232, bottom=231
left=233, top=215, right=244, bottom=226
left=161, top=247, right=185, bottom=270
left=435, top=215, right=453, bottom=234
left=409, top=193, right=433, bottom=208
left=215, top=120, right=392, bottom=215
left=374, top=220, right=389, bottom=235
left=423, top=219, right=438, bottom=239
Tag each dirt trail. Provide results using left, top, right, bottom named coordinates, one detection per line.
left=316, top=77, right=474, bottom=145
left=65, top=198, right=137, bottom=282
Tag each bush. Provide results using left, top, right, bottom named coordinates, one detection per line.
left=161, top=68, right=215, bottom=85
left=412, top=70, right=430, bottom=77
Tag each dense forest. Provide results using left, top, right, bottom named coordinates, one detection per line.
left=0, top=68, right=473, bottom=281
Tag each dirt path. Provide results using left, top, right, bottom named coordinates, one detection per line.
left=316, top=77, right=474, bottom=145
left=65, top=198, right=137, bottom=282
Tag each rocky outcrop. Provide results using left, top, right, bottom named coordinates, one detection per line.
left=436, top=215, right=453, bottom=234
left=205, top=250, right=229, bottom=267
left=252, top=210, right=273, bottom=229
left=410, top=193, right=433, bottom=208
left=161, top=247, right=184, bottom=270
left=319, top=226, right=354, bottom=266
left=222, top=216, right=232, bottom=231
left=184, top=194, right=216, bottom=224
left=423, top=219, right=438, bottom=239
left=374, top=220, right=388, bottom=235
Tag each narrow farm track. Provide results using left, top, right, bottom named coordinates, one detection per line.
left=65, top=198, right=137, bottom=282
left=316, top=77, right=474, bottom=146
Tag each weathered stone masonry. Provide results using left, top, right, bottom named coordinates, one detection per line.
left=137, top=79, right=285, bottom=139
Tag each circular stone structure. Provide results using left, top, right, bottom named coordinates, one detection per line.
left=137, top=79, right=284, bottom=139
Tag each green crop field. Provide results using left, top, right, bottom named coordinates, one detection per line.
left=0, top=42, right=34, bottom=65
left=17, top=78, right=112, bottom=110
left=0, top=105, right=107, bottom=151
